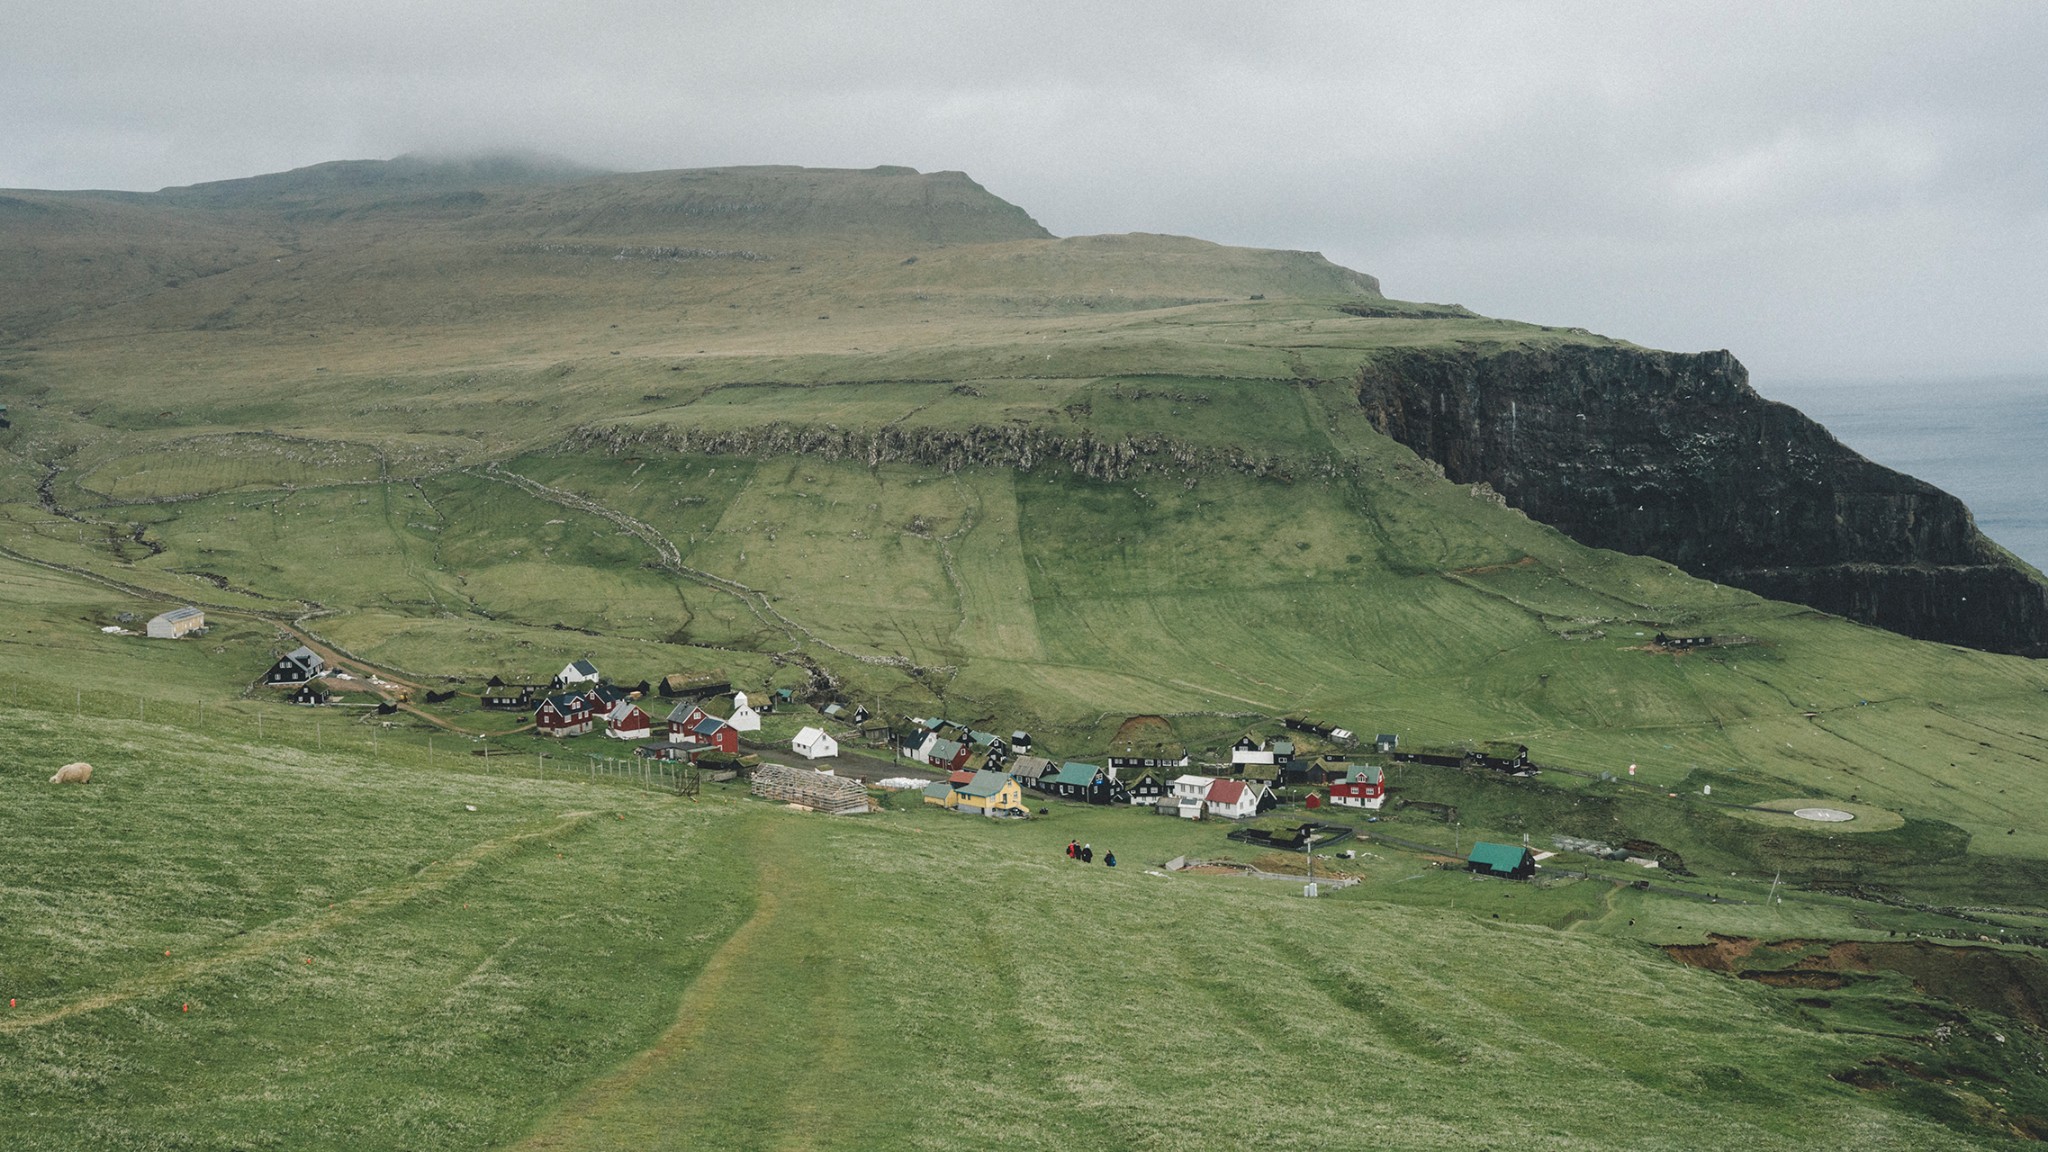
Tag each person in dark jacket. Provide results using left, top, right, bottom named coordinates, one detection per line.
left=1104, top=851, right=1117, bottom=868
left=1080, top=844, right=1094, bottom=864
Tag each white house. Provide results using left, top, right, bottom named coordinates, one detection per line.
left=1173, top=774, right=1216, bottom=820
left=555, top=659, right=601, bottom=687
left=146, top=606, right=206, bottom=639
left=1230, top=735, right=1276, bottom=767
left=728, top=690, right=762, bottom=733
left=793, top=726, right=839, bottom=759
left=1202, top=778, right=1269, bottom=820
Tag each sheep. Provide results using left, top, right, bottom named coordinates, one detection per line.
left=49, top=762, right=93, bottom=784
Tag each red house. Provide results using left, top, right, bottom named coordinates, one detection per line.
left=606, top=701, right=653, bottom=741
left=666, top=703, right=739, bottom=754
left=1327, top=765, right=1387, bottom=810
left=536, top=690, right=597, bottom=737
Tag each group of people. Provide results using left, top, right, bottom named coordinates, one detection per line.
left=1065, top=840, right=1115, bottom=867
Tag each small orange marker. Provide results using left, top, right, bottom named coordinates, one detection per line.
left=304, top=957, right=312, bottom=965
left=9, top=998, right=16, bottom=1008
left=164, top=950, right=171, bottom=957
left=182, top=1003, right=189, bottom=1013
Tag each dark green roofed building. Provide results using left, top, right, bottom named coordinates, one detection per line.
left=1467, top=842, right=1535, bottom=880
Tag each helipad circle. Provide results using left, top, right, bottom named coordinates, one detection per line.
left=1793, top=807, right=1855, bottom=823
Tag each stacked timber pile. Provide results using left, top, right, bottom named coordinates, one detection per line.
left=750, top=763, right=871, bottom=815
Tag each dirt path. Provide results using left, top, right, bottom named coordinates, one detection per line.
left=0, top=810, right=595, bottom=1034
left=514, top=820, right=789, bottom=1150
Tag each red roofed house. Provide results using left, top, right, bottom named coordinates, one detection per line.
left=1203, top=778, right=1274, bottom=821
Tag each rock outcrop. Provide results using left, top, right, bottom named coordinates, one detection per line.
left=1355, top=344, right=2048, bottom=657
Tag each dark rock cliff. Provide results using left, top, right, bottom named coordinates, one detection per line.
left=1355, top=344, right=2048, bottom=657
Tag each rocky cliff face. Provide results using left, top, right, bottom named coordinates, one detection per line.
left=1355, top=344, right=2048, bottom=657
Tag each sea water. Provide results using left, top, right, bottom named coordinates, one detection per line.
left=1758, top=376, right=2048, bottom=573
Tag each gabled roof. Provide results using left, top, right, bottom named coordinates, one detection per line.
left=1346, top=765, right=1385, bottom=785
left=608, top=701, right=646, bottom=723
left=1206, top=779, right=1249, bottom=805
left=666, top=702, right=700, bottom=724
left=956, top=770, right=1013, bottom=799
left=923, top=781, right=952, bottom=800
left=282, top=645, right=321, bottom=667
left=1050, top=762, right=1103, bottom=787
left=1468, top=842, right=1532, bottom=874
left=948, top=769, right=975, bottom=785
left=153, top=607, right=205, bottom=623
left=691, top=715, right=729, bottom=736
left=1174, top=774, right=1216, bottom=788
left=1008, top=755, right=1053, bottom=778
left=564, top=659, right=600, bottom=677
left=927, top=737, right=964, bottom=761
left=540, top=691, right=590, bottom=712
left=967, top=730, right=1001, bottom=746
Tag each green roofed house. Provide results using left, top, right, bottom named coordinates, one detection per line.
left=1467, top=842, right=1536, bottom=880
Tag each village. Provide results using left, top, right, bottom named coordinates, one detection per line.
left=139, top=599, right=1553, bottom=886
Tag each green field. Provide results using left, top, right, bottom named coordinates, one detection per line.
left=5, top=159, right=2048, bottom=1148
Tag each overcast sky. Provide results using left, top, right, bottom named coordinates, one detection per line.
left=5, top=1, right=2044, bottom=382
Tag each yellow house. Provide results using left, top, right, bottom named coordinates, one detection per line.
left=952, top=770, right=1026, bottom=816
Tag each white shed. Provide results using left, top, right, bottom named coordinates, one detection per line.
left=792, top=726, right=839, bottom=759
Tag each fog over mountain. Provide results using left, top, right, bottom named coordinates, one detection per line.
left=4, top=1, right=2044, bottom=380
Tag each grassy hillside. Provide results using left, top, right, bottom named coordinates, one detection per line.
left=4, top=158, right=2048, bottom=1147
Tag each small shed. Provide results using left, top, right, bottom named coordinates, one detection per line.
left=146, top=607, right=206, bottom=639
left=751, top=763, right=868, bottom=814
left=1467, top=842, right=1536, bottom=880
left=793, top=726, right=839, bottom=759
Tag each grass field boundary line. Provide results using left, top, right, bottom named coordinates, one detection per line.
left=0, top=810, right=598, bottom=1034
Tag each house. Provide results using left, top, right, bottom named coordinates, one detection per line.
left=659, top=671, right=730, bottom=700
left=792, top=726, right=839, bottom=759
left=923, top=737, right=972, bottom=773
left=553, top=659, right=601, bottom=688
left=1230, top=735, right=1276, bottom=768
left=289, top=683, right=332, bottom=706
left=145, top=607, right=206, bottom=639
left=265, top=645, right=325, bottom=686
left=921, top=780, right=955, bottom=807
left=1039, top=762, right=1128, bottom=805
left=482, top=684, right=536, bottom=710
left=727, top=691, right=762, bottom=732
left=1010, top=730, right=1032, bottom=752
left=666, top=704, right=739, bottom=754
left=1468, top=842, right=1536, bottom=880
left=1122, top=772, right=1172, bottom=807
left=1006, top=754, right=1053, bottom=786
left=1107, top=749, right=1190, bottom=774
left=952, top=770, right=1027, bottom=817
left=1327, top=765, right=1387, bottom=809
left=605, top=701, right=654, bottom=740
left=898, top=727, right=937, bottom=761
left=536, top=691, right=597, bottom=737
left=1203, top=778, right=1273, bottom=821
left=1375, top=734, right=1399, bottom=754
left=1173, top=774, right=1217, bottom=819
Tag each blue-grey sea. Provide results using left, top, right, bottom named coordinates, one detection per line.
left=1758, top=376, right=2048, bottom=573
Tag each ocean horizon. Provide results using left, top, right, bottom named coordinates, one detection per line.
left=1759, top=374, right=2048, bottom=575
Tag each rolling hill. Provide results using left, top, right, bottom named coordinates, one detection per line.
left=4, top=157, right=2048, bottom=1149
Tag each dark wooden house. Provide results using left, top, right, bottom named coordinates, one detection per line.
left=1467, top=842, right=1536, bottom=880
left=265, top=645, right=325, bottom=686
